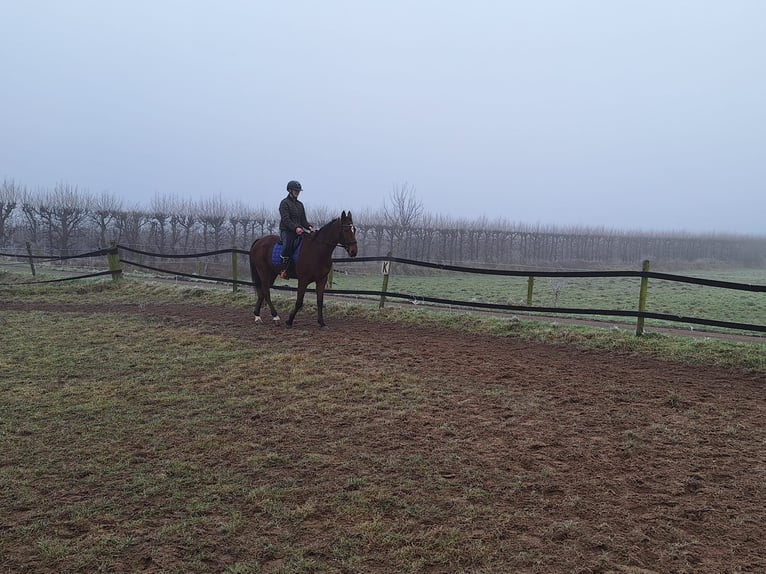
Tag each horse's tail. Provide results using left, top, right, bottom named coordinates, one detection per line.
left=249, top=239, right=262, bottom=291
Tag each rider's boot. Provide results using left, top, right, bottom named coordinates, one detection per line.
left=279, top=256, right=290, bottom=279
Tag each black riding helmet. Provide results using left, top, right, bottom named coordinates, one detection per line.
left=286, top=180, right=302, bottom=192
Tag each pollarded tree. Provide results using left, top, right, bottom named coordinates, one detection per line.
left=198, top=196, right=228, bottom=251
left=227, top=200, right=247, bottom=248
left=37, top=183, right=92, bottom=255
left=149, top=193, right=178, bottom=253
left=114, top=206, right=149, bottom=248
left=0, top=179, right=24, bottom=246
left=21, top=191, right=42, bottom=247
left=89, top=191, right=123, bottom=248
left=175, top=199, right=199, bottom=252
left=244, top=204, right=268, bottom=239
left=350, top=206, right=381, bottom=256
left=228, top=200, right=268, bottom=248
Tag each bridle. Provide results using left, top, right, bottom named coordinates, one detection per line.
left=314, top=220, right=357, bottom=251
left=337, top=223, right=357, bottom=251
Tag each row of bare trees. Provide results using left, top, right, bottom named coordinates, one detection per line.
left=1, top=179, right=764, bottom=267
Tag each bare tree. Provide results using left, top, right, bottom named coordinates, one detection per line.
left=37, top=183, right=91, bottom=254
left=175, top=199, right=199, bottom=252
left=355, top=206, right=386, bottom=256
left=89, top=191, right=123, bottom=248
left=21, top=189, right=43, bottom=246
left=310, top=205, right=333, bottom=228
left=198, top=196, right=228, bottom=251
left=228, top=200, right=251, bottom=248
left=244, top=203, right=270, bottom=241
left=383, top=182, right=424, bottom=254
left=0, top=179, right=24, bottom=245
left=5, top=175, right=764, bottom=267
left=149, top=193, right=177, bottom=253
left=114, top=206, right=149, bottom=248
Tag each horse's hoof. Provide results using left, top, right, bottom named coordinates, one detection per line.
left=272, top=317, right=281, bottom=325
left=319, top=324, right=329, bottom=331
left=254, top=316, right=262, bottom=324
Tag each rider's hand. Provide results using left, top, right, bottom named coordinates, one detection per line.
left=296, top=227, right=303, bottom=235
left=309, top=226, right=315, bottom=233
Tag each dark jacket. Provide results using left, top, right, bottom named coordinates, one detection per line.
left=279, top=194, right=311, bottom=232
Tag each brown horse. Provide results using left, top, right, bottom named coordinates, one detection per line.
left=248, top=211, right=358, bottom=328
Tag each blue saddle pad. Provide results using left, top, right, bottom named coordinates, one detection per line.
left=271, top=239, right=303, bottom=267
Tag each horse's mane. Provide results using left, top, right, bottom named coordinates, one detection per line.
left=314, top=217, right=340, bottom=239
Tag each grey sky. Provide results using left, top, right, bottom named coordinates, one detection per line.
left=2, top=1, right=764, bottom=234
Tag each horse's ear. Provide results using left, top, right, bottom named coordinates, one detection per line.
left=342, top=210, right=347, bottom=219
left=347, top=211, right=352, bottom=220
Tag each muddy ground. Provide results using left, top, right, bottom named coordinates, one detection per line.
left=3, top=301, right=765, bottom=573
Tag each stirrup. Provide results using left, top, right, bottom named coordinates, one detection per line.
left=279, top=256, right=291, bottom=279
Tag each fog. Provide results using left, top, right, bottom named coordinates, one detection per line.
left=2, top=1, right=764, bottom=234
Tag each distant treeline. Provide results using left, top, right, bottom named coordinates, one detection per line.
left=1, top=180, right=764, bottom=268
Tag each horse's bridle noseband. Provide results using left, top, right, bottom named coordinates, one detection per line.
left=337, top=223, right=357, bottom=251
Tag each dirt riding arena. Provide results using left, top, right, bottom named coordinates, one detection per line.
left=5, top=301, right=766, bottom=572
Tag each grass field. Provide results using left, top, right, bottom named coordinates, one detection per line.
left=2, top=310, right=287, bottom=572
left=3, top=259, right=766, bottom=333
left=2, top=265, right=765, bottom=370
left=327, top=265, right=766, bottom=333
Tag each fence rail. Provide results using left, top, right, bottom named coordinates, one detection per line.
left=2, top=244, right=765, bottom=336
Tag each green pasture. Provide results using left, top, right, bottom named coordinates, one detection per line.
left=3, top=258, right=765, bottom=333
left=329, top=265, right=766, bottom=333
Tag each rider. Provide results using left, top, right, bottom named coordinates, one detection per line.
left=278, top=180, right=314, bottom=279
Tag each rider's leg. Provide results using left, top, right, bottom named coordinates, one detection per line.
left=280, top=231, right=297, bottom=277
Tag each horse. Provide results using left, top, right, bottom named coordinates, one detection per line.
left=248, top=211, right=358, bottom=328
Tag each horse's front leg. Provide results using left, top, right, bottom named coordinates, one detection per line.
left=263, top=278, right=281, bottom=325
left=315, top=276, right=328, bottom=329
left=285, top=281, right=307, bottom=327
left=262, top=295, right=281, bottom=325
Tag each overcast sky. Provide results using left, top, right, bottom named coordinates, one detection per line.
left=2, top=1, right=764, bottom=235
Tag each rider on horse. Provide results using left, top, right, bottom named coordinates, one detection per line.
left=278, top=180, right=314, bottom=279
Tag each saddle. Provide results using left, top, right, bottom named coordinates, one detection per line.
left=271, top=239, right=303, bottom=269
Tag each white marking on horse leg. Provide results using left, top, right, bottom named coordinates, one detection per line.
left=272, top=316, right=281, bottom=324
left=254, top=316, right=263, bottom=324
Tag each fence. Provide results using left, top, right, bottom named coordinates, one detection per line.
left=2, top=244, right=765, bottom=336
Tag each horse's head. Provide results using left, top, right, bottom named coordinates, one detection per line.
left=339, top=211, right=358, bottom=257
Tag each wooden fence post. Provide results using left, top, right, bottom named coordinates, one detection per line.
left=379, top=251, right=392, bottom=309
left=25, top=242, right=36, bottom=276
left=635, top=259, right=650, bottom=336
left=107, top=241, right=123, bottom=282
left=526, top=276, right=535, bottom=306
left=231, top=248, right=238, bottom=292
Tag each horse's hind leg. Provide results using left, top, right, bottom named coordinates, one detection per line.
left=252, top=289, right=266, bottom=324
left=315, top=276, right=328, bottom=329
left=261, top=273, right=282, bottom=325
left=263, top=287, right=281, bottom=325
left=254, top=294, right=280, bottom=324
left=253, top=275, right=281, bottom=325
